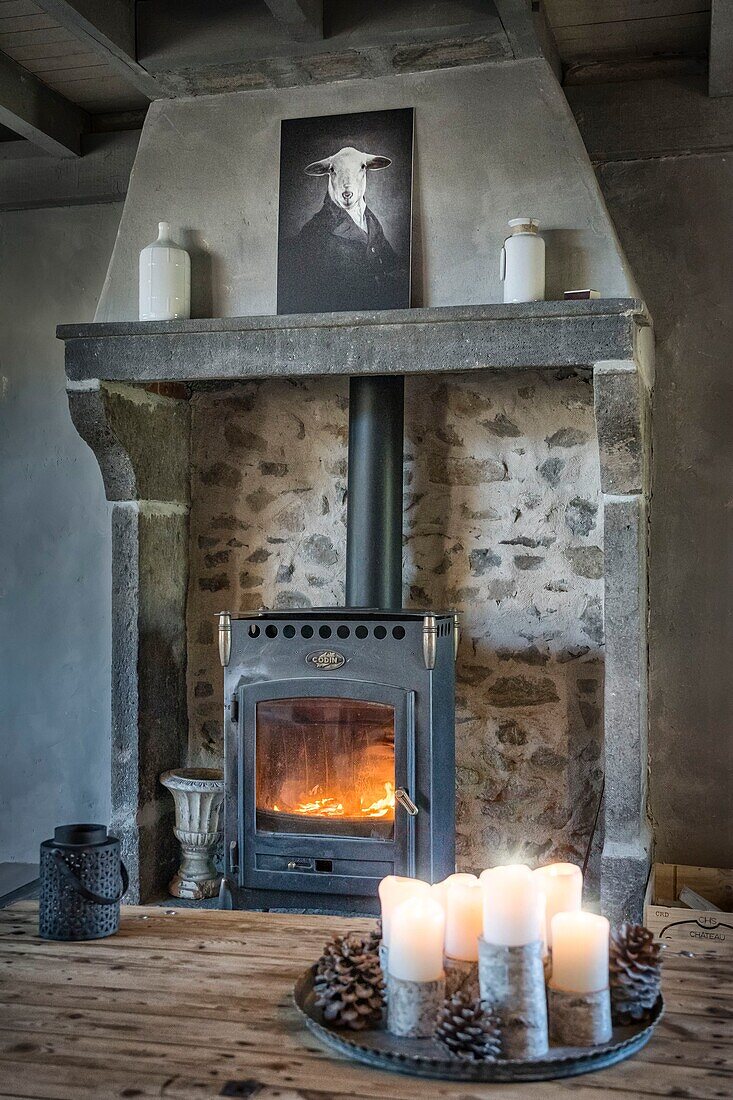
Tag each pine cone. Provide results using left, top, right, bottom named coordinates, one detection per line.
left=314, top=930, right=384, bottom=1030
left=435, top=989, right=502, bottom=1062
left=609, top=923, right=662, bottom=1025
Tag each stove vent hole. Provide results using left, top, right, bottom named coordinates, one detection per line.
left=337, top=625, right=350, bottom=639
left=248, top=624, right=260, bottom=638
left=265, top=625, right=277, bottom=638
left=283, top=625, right=295, bottom=638
left=355, top=625, right=368, bottom=639
left=315, top=859, right=333, bottom=873
left=374, top=625, right=387, bottom=640
left=301, top=625, right=314, bottom=638
left=319, top=625, right=332, bottom=639
left=393, top=626, right=405, bottom=639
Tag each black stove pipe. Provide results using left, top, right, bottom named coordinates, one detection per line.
left=345, top=375, right=404, bottom=609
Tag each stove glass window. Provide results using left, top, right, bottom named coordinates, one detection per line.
left=255, top=697, right=395, bottom=840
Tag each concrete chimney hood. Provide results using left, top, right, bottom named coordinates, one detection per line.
left=58, top=298, right=653, bottom=920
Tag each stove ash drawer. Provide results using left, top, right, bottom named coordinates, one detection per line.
left=256, top=853, right=393, bottom=878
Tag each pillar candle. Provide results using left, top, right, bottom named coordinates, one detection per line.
left=482, top=864, right=544, bottom=946
left=388, top=896, right=446, bottom=982
left=445, top=879, right=483, bottom=961
left=378, top=875, right=429, bottom=946
left=533, top=863, right=583, bottom=948
left=431, top=872, right=477, bottom=914
left=550, top=912, right=610, bottom=993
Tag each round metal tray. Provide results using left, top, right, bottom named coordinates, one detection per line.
left=293, top=966, right=663, bottom=1082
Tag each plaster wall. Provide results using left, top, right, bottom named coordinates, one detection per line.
left=0, top=203, right=121, bottom=864
left=597, top=153, right=733, bottom=869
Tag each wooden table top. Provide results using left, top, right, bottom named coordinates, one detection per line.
left=0, top=902, right=730, bottom=1099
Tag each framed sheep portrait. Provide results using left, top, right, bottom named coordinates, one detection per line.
left=277, top=107, right=414, bottom=315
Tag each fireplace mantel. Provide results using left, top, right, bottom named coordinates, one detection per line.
left=58, top=299, right=653, bottom=920
left=59, top=299, right=651, bottom=384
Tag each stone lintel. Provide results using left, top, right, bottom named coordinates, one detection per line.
left=59, top=300, right=650, bottom=384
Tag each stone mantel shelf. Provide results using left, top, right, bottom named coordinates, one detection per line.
left=58, top=299, right=651, bottom=384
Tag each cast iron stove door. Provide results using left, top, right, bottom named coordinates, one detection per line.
left=239, top=678, right=415, bottom=897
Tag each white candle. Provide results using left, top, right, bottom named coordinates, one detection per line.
left=481, top=864, right=544, bottom=946
left=388, top=896, right=446, bottom=982
left=431, top=872, right=477, bottom=915
left=533, top=863, right=583, bottom=948
left=550, top=912, right=610, bottom=993
left=445, top=879, right=483, bottom=961
left=378, top=876, right=429, bottom=946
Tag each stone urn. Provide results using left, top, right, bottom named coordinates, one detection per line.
left=160, top=768, right=224, bottom=900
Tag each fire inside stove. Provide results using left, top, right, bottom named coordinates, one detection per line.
left=255, top=697, right=395, bottom=839
left=273, top=781, right=395, bottom=819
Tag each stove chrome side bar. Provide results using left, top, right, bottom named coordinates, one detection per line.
left=423, top=613, right=437, bottom=670
left=218, top=611, right=232, bottom=667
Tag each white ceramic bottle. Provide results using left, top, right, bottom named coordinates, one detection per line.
left=139, top=221, right=191, bottom=321
left=500, top=218, right=545, bottom=303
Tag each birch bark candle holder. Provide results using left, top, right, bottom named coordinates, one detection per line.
left=444, top=955, right=479, bottom=998
left=548, top=987, right=612, bottom=1046
left=386, top=895, right=445, bottom=1039
left=548, top=911, right=612, bottom=1047
left=386, top=973, right=446, bottom=1038
left=478, top=937, right=548, bottom=1057
left=443, top=876, right=482, bottom=997
left=479, top=865, right=549, bottom=1058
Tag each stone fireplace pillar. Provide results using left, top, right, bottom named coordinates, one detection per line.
left=594, top=354, right=653, bottom=921
left=67, top=381, right=190, bottom=901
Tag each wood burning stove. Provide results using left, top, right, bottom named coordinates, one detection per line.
left=221, top=608, right=455, bottom=912
left=219, top=374, right=456, bottom=912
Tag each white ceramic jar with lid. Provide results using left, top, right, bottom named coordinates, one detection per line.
left=139, top=221, right=191, bottom=321
left=500, top=217, right=545, bottom=303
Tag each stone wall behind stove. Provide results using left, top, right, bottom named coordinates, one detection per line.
left=187, top=371, right=604, bottom=874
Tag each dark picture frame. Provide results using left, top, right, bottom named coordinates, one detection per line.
left=277, top=107, right=414, bottom=315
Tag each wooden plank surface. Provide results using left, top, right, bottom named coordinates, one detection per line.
left=544, top=0, right=710, bottom=62
left=0, top=902, right=731, bottom=1100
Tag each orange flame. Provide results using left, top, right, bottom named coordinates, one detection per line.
left=271, top=781, right=395, bottom=820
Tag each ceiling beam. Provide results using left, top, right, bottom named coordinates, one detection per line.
left=710, top=0, right=733, bottom=97
left=35, top=0, right=162, bottom=99
left=0, top=129, right=140, bottom=210
left=494, top=0, right=561, bottom=81
left=263, top=0, right=323, bottom=41
left=0, top=49, right=86, bottom=157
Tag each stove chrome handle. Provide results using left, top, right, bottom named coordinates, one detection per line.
left=395, top=787, right=419, bottom=816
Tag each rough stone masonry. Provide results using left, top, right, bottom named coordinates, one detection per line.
left=187, top=369, right=604, bottom=876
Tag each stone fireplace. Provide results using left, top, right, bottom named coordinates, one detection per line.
left=59, top=300, right=652, bottom=920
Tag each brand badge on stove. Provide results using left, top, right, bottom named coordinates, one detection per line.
left=306, top=650, right=347, bottom=671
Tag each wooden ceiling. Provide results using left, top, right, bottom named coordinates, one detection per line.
left=0, top=0, right=147, bottom=112
left=0, top=1, right=723, bottom=159
left=545, top=0, right=710, bottom=64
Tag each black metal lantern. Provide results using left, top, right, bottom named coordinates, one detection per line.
left=39, top=824, right=128, bottom=941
